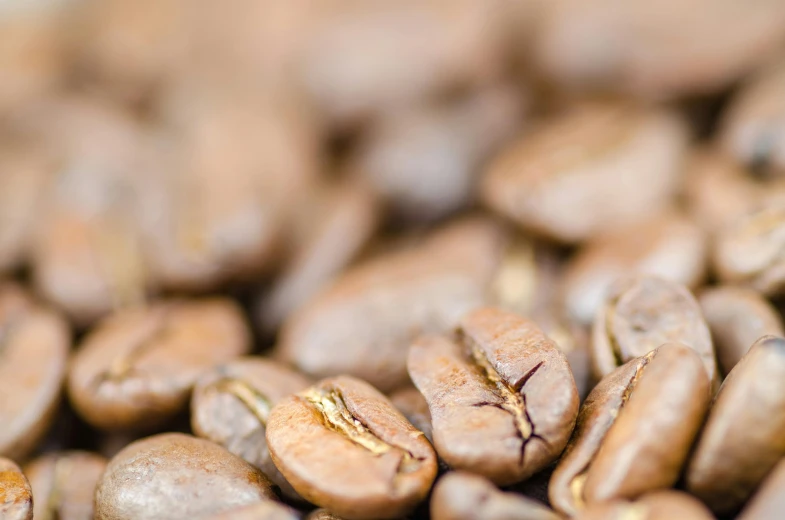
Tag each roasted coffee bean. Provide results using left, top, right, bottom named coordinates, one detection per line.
left=533, top=313, right=592, bottom=401
left=737, top=457, right=785, bottom=520
left=573, top=490, right=715, bottom=520
left=0, top=283, right=70, bottom=460
left=68, top=298, right=250, bottom=431
left=389, top=387, right=433, bottom=444
left=550, top=343, right=710, bottom=516
left=266, top=375, right=437, bottom=519
left=481, top=101, right=688, bottom=243
left=24, top=451, right=107, bottom=520
left=305, top=510, right=344, bottom=520
left=203, top=501, right=302, bottom=520
left=408, top=307, right=579, bottom=485
left=276, top=216, right=507, bottom=392
left=94, top=433, right=278, bottom=520
left=191, top=357, right=311, bottom=499
left=0, top=457, right=33, bottom=520
left=431, top=471, right=560, bottom=520
left=591, top=275, right=717, bottom=385
left=699, top=286, right=783, bottom=375
left=685, top=335, right=785, bottom=514
left=562, top=212, right=707, bottom=325
left=714, top=203, right=785, bottom=295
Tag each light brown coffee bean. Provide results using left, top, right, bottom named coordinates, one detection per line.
left=389, top=386, right=433, bottom=444
left=408, top=307, right=579, bottom=485
left=305, top=510, right=344, bottom=520
left=562, top=212, right=707, bottom=325
left=591, top=275, right=717, bottom=386
left=95, top=433, right=277, bottom=520
left=431, top=471, right=560, bottom=520
left=0, top=283, right=70, bottom=460
left=191, top=357, right=311, bottom=500
left=266, top=375, right=437, bottom=519
left=550, top=343, right=711, bottom=516
left=699, top=286, right=783, bottom=375
left=714, top=203, right=785, bottom=295
left=276, top=216, right=507, bottom=392
left=0, top=457, right=33, bottom=520
left=481, top=101, right=688, bottom=243
left=685, top=335, right=785, bottom=514
left=738, top=457, right=785, bottom=520
left=24, top=451, right=107, bottom=520
left=68, top=298, right=250, bottom=430
left=203, top=501, right=301, bottom=520
left=573, top=491, right=715, bottom=520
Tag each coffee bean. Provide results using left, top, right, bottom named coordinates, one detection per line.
left=94, top=433, right=278, bottom=520
left=68, top=298, right=250, bottom=430
left=203, top=501, right=302, bottom=520
left=685, top=335, right=785, bottom=514
left=591, top=275, right=717, bottom=386
left=191, top=357, right=311, bottom=500
left=0, top=283, right=70, bottom=460
left=699, top=286, right=784, bottom=375
left=0, top=457, right=33, bottom=520
left=266, top=375, right=437, bottom=519
left=24, top=451, right=107, bottom=520
left=389, top=386, right=433, bottom=444
left=550, top=343, right=710, bottom=515
left=573, top=490, right=714, bottom=520
left=305, top=510, right=344, bottom=520
left=737, top=457, right=785, bottom=520
left=431, top=471, right=560, bottom=520
left=408, top=307, right=579, bottom=485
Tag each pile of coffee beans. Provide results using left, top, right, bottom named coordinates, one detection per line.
left=2, top=0, right=785, bottom=519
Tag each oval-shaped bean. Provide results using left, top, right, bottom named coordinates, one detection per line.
left=25, top=451, right=107, bottom=520
left=266, top=375, right=437, bottom=519
left=94, top=433, right=277, bottom=520
left=591, top=275, right=716, bottom=385
left=0, top=283, right=70, bottom=460
left=738, top=457, right=785, bottom=520
left=685, top=335, right=785, bottom=514
left=68, top=298, right=250, bottom=430
left=0, top=457, right=33, bottom=520
left=408, top=307, right=579, bottom=485
left=431, top=471, right=560, bottom=520
left=573, top=491, right=714, bottom=520
left=191, top=357, right=311, bottom=499
left=550, top=343, right=710, bottom=516
left=481, top=101, right=687, bottom=243
left=699, top=286, right=783, bottom=375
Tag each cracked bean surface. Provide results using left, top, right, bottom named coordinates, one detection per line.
left=0, top=457, right=33, bottom=520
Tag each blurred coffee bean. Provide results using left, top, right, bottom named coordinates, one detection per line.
left=573, top=491, right=714, bottom=520
left=0, top=457, right=33, bottom=520
left=305, top=510, right=344, bottom=520
left=738, top=457, right=785, bottom=520
left=204, top=501, right=302, bottom=520
left=482, top=101, right=688, bottom=243
left=68, top=298, right=250, bottom=431
left=389, top=386, right=433, bottom=444
left=24, top=451, right=107, bottom=520
left=94, top=433, right=278, bottom=520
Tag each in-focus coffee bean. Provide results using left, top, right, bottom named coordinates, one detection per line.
left=0, top=457, right=33, bottom=520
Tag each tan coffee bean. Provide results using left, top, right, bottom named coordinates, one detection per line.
left=408, top=308, right=579, bottom=485
left=0, top=457, right=33, bottom=520
left=699, top=286, right=783, bottom=375
left=203, top=501, right=301, bottom=520
left=0, top=283, right=70, bottom=460
left=550, top=344, right=710, bottom=515
left=481, top=101, right=688, bottom=243
left=562, top=212, right=707, bottom=325
left=24, top=451, right=107, bottom=520
left=686, top=335, right=785, bottom=514
left=738, top=457, right=785, bottom=520
left=431, top=471, right=560, bottom=520
left=573, top=491, right=714, bottom=520
left=389, top=386, right=433, bottom=444
left=94, top=433, right=278, bottom=520
left=191, top=357, right=311, bottom=500
left=68, top=298, right=250, bottom=430
left=591, top=275, right=717, bottom=386
left=266, top=375, right=437, bottom=519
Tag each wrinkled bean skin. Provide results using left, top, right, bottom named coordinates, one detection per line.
left=0, top=283, right=70, bottom=460
left=24, top=451, right=107, bottom=520
left=738, top=458, right=785, bottom=520
left=699, top=286, right=783, bottom=375
left=191, top=357, right=311, bottom=500
left=94, top=433, right=277, bottom=520
left=686, top=336, right=785, bottom=515
left=431, top=471, right=560, bottom=520
left=266, top=376, right=437, bottom=519
left=0, top=457, right=33, bottom=520
left=591, top=275, right=717, bottom=386
left=408, top=307, right=579, bottom=485
left=68, top=298, right=250, bottom=431
left=481, top=101, right=687, bottom=243
left=550, top=344, right=711, bottom=516
left=573, top=491, right=715, bottom=520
